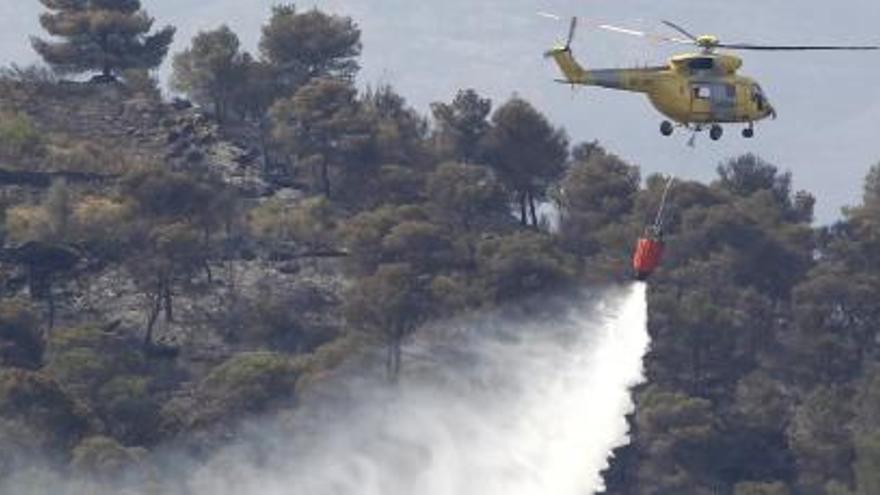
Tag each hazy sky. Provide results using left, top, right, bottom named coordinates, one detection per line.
left=2, top=1, right=879, bottom=222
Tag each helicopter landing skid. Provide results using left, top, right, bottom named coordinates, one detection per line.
left=674, top=122, right=754, bottom=146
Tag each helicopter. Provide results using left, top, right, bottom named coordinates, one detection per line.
left=544, top=17, right=878, bottom=141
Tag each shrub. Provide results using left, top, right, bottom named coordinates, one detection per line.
left=249, top=196, right=337, bottom=250
left=70, top=436, right=149, bottom=484
left=0, top=300, right=43, bottom=369
left=162, top=352, right=302, bottom=434
left=0, top=111, right=45, bottom=159
left=0, top=369, right=91, bottom=452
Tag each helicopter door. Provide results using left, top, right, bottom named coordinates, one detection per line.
left=691, top=83, right=736, bottom=121
left=690, top=83, right=713, bottom=120
left=712, top=84, right=737, bottom=121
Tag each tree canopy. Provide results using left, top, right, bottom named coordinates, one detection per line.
left=259, top=4, right=361, bottom=91
left=32, top=0, right=175, bottom=78
left=4, top=4, right=880, bottom=493
left=483, top=97, right=569, bottom=227
left=171, top=25, right=249, bottom=121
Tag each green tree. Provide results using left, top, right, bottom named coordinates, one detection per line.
left=426, top=162, right=508, bottom=231
left=0, top=369, right=91, bottom=454
left=476, top=231, right=575, bottom=302
left=345, top=263, right=434, bottom=378
left=31, top=0, right=175, bottom=79
left=233, top=57, right=278, bottom=119
left=126, top=221, right=203, bottom=346
left=161, top=352, right=302, bottom=434
left=0, top=111, right=45, bottom=160
left=6, top=179, right=73, bottom=244
left=375, top=164, right=426, bottom=206
left=363, top=85, right=428, bottom=166
left=851, top=369, right=880, bottom=495
left=787, top=263, right=880, bottom=384
left=70, top=436, right=148, bottom=484
left=862, top=162, right=880, bottom=206
left=715, top=154, right=815, bottom=223
left=259, top=4, right=361, bottom=92
left=558, top=146, right=640, bottom=255
left=121, top=168, right=237, bottom=236
left=0, top=300, right=43, bottom=370
left=381, top=220, right=456, bottom=273
left=339, top=205, right=429, bottom=273
left=270, top=78, right=374, bottom=197
left=716, top=154, right=791, bottom=203
left=431, top=89, right=492, bottom=163
left=171, top=25, right=249, bottom=122
left=734, top=481, right=792, bottom=495
left=787, top=386, right=855, bottom=495
left=249, top=196, right=337, bottom=252
left=483, top=97, right=568, bottom=227
left=96, top=376, right=161, bottom=445
left=733, top=371, right=791, bottom=434
left=43, top=325, right=160, bottom=444
left=119, top=168, right=238, bottom=346
left=634, top=387, right=722, bottom=495
left=852, top=434, right=880, bottom=495
left=3, top=181, right=81, bottom=330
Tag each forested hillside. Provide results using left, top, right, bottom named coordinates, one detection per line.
left=0, top=2, right=877, bottom=494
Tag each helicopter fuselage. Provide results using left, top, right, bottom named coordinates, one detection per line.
left=549, top=49, right=776, bottom=129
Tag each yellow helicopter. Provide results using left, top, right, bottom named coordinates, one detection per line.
left=544, top=17, right=878, bottom=140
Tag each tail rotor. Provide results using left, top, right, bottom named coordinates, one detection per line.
left=565, top=16, right=578, bottom=51
left=542, top=15, right=579, bottom=57
left=541, top=14, right=589, bottom=85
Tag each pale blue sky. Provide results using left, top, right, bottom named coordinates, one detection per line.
left=3, top=1, right=879, bottom=223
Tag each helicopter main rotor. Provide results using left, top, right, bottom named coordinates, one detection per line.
left=604, top=18, right=879, bottom=54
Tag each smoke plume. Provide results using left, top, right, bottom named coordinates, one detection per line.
left=6, top=284, right=650, bottom=495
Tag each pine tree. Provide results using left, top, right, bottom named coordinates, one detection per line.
left=270, top=78, right=373, bottom=198
left=259, top=4, right=361, bottom=92
left=31, top=0, right=175, bottom=79
left=431, top=89, right=492, bottom=163
left=483, top=97, right=569, bottom=227
left=171, top=25, right=249, bottom=122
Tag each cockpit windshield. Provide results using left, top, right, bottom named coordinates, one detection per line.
left=687, top=58, right=715, bottom=71
left=752, top=84, right=767, bottom=110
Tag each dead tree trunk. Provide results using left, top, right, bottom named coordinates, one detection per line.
left=144, top=285, right=162, bottom=348
left=528, top=190, right=539, bottom=228
left=386, top=322, right=404, bottom=382
left=162, top=280, right=173, bottom=323
left=46, top=278, right=55, bottom=333
left=321, top=160, right=331, bottom=198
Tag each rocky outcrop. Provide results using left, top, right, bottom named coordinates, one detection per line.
left=0, top=80, right=269, bottom=197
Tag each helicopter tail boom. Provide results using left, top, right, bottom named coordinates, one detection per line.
left=545, top=16, right=665, bottom=92
left=548, top=56, right=666, bottom=93
left=544, top=17, right=589, bottom=83
left=546, top=46, right=589, bottom=84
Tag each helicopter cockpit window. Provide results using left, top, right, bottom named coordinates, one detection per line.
left=687, top=58, right=715, bottom=71
left=752, top=84, right=766, bottom=110
left=725, top=85, right=736, bottom=99
left=693, top=85, right=712, bottom=100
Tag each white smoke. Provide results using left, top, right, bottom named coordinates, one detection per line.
left=186, top=283, right=649, bottom=495
left=5, top=284, right=649, bottom=495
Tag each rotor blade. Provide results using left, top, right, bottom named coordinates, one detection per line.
left=537, top=11, right=561, bottom=21
left=566, top=16, right=578, bottom=48
left=718, top=43, right=879, bottom=51
left=597, top=23, right=693, bottom=45
left=661, top=20, right=699, bottom=41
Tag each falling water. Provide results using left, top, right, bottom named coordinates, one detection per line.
left=185, top=283, right=651, bottom=495
left=4, top=284, right=650, bottom=495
